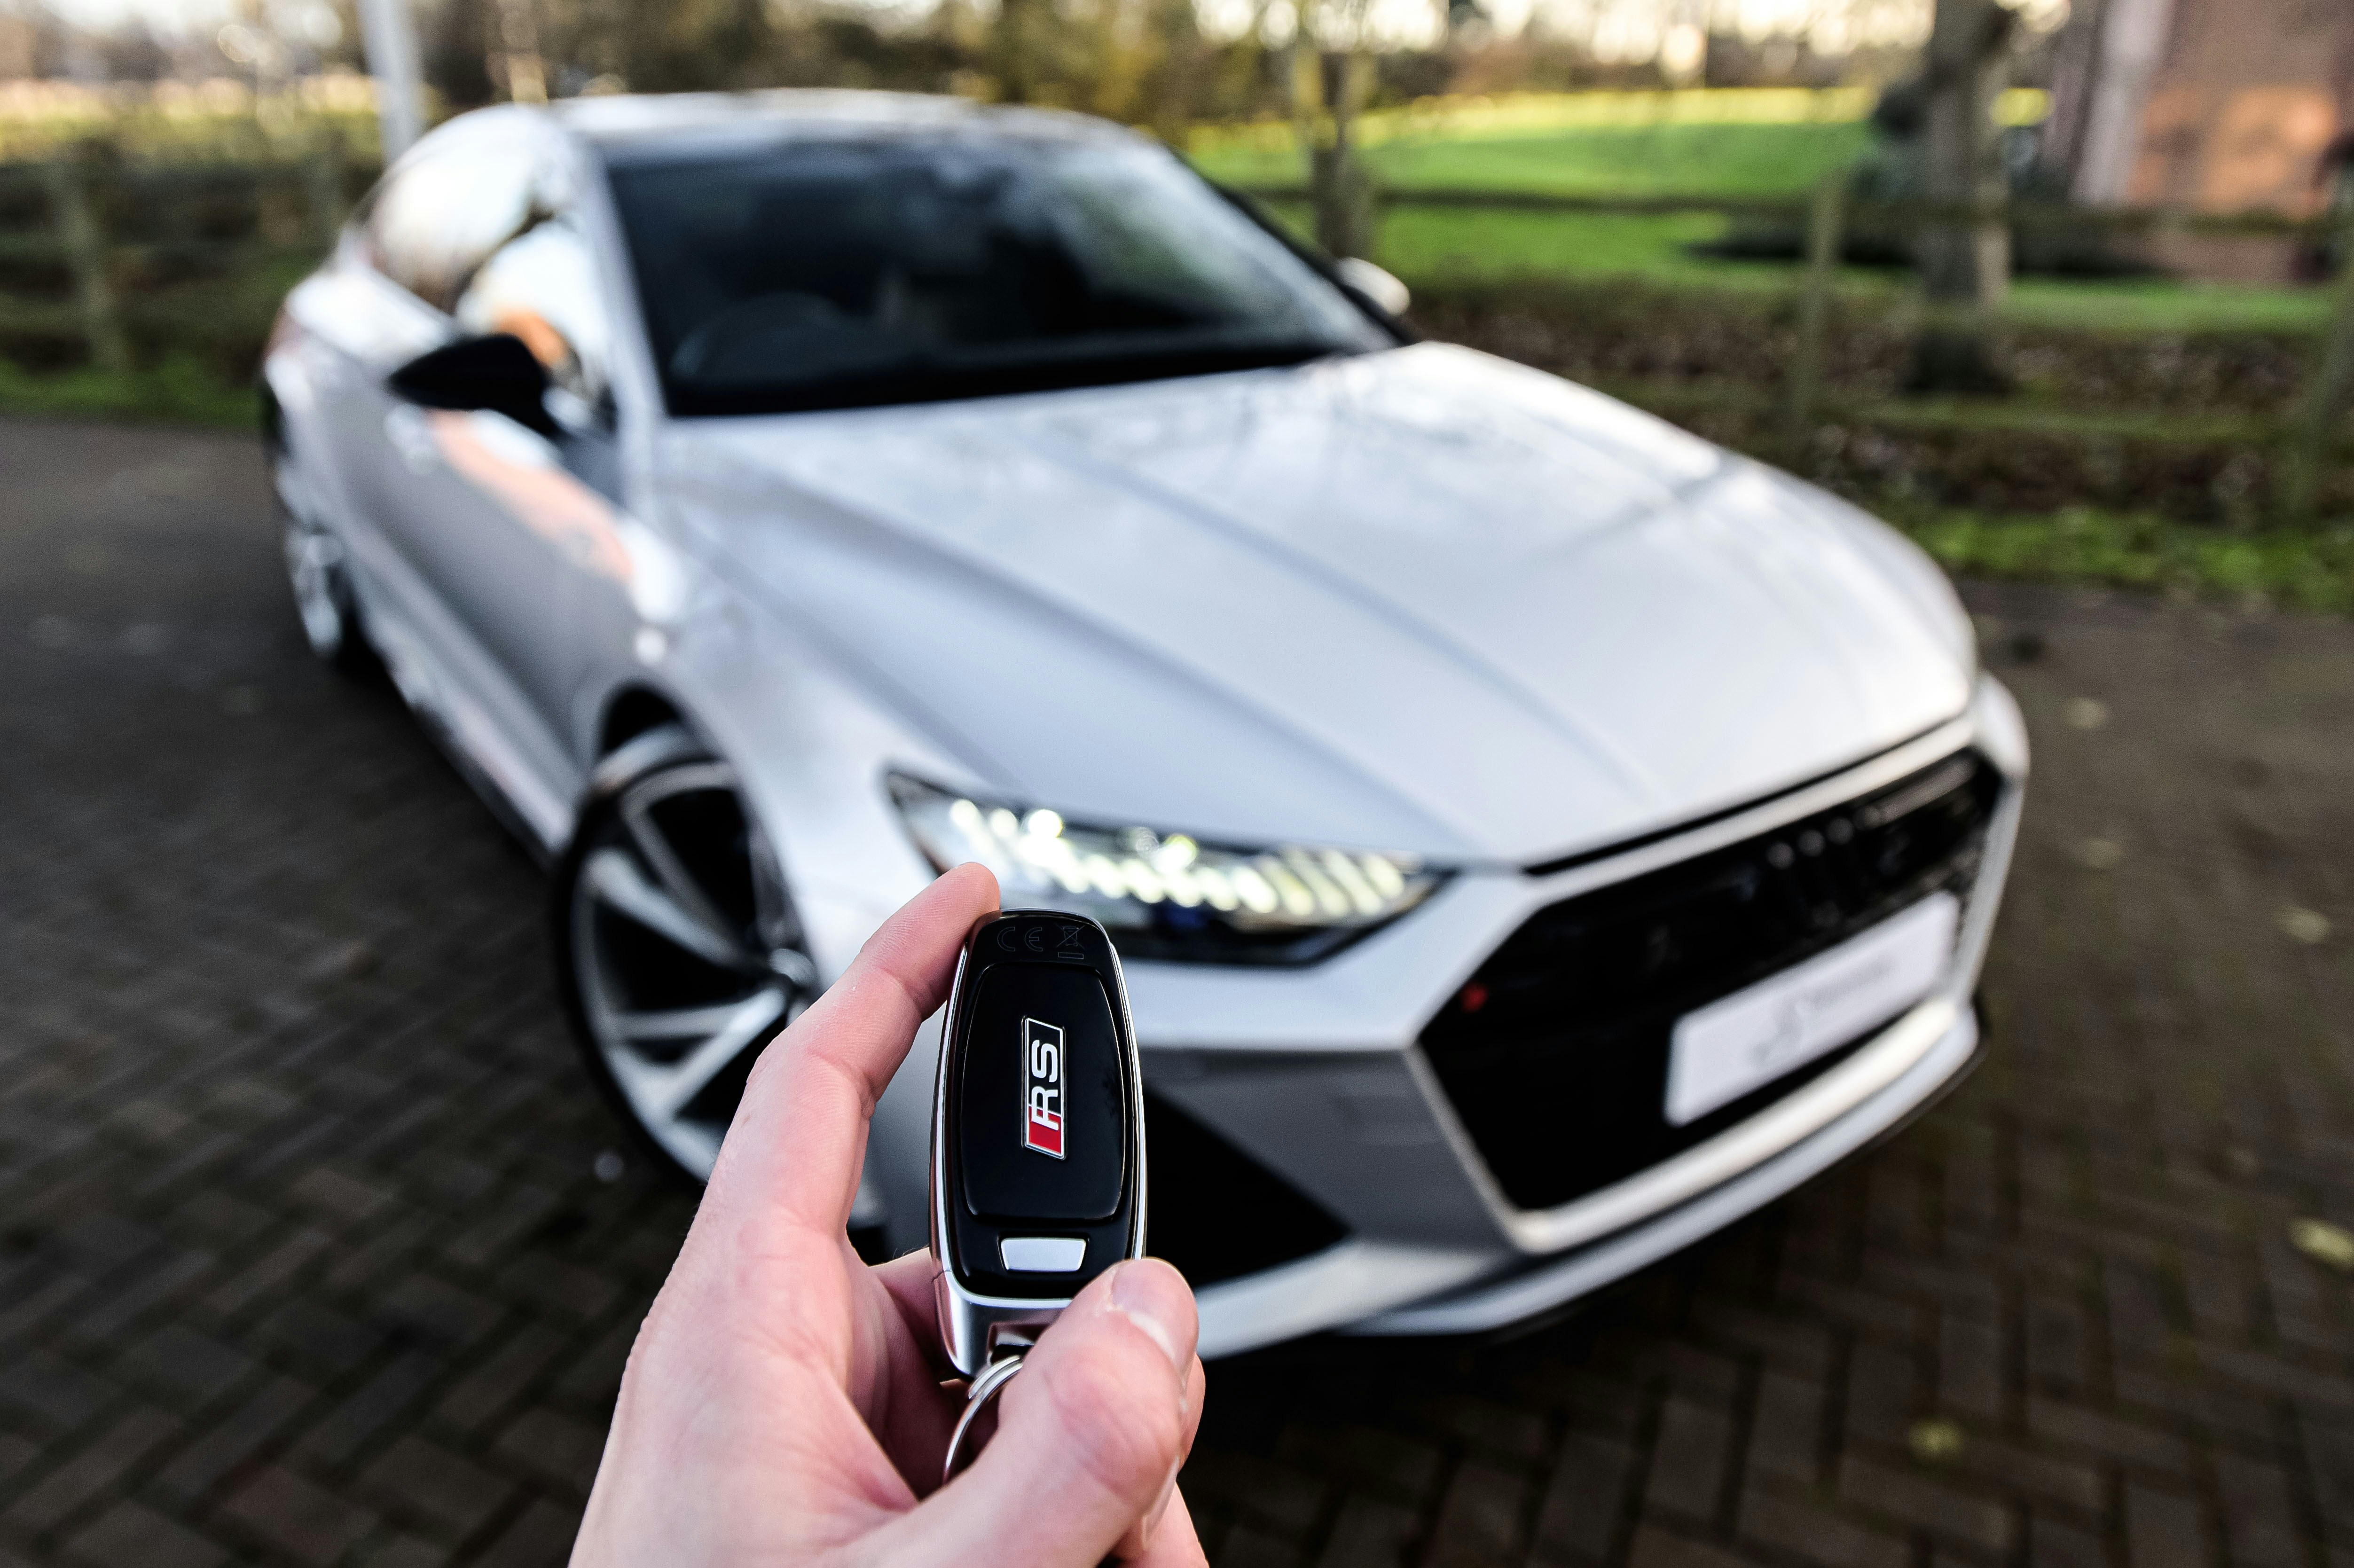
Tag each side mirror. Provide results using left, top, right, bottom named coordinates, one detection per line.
left=1334, top=257, right=1410, bottom=319
left=387, top=333, right=556, bottom=436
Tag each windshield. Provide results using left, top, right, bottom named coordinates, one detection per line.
left=603, top=135, right=1391, bottom=416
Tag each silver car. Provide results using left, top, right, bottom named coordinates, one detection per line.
left=264, top=89, right=2025, bottom=1358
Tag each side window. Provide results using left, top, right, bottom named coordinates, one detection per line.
left=360, top=121, right=566, bottom=316
left=453, top=216, right=613, bottom=410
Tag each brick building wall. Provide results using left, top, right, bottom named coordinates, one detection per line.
left=2126, top=0, right=2349, bottom=214
left=2144, top=0, right=2349, bottom=279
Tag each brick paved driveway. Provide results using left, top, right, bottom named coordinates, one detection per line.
left=3, top=416, right=2352, bottom=1568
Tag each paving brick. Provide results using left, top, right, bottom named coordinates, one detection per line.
left=62, top=1500, right=227, bottom=1568
left=67, top=1249, right=217, bottom=1345
left=0, top=1351, right=117, bottom=1435
left=1421, top=1467, right=1520, bottom=1564
left=1184, top=1450, right=1325, bottom=1538
left=356, top=1536, right=448, bottom=1568
left=1532, top=1434, right=1635, bottom=1563
left=1844, top=1343, right=1919, bottom=1447
left=118, top=1324, right=255, bottom=1411
left=472, top=1497, right=580, bottom=1568
left=2213, top=1449, right=2306, bottom=1568
left=2027, top=1511, right=2106, bottom=1568
left=2124, top=1482, right=2210, bottom=1568
left=371, top=1274, right=505, bottom=1355
left=8, top=1405, right=180, bottom=1532
left=1213, top=1524, right=1301, bottom=1568
left=2027, top=1396, right=2193, bottom=1476
left=1626, top=1524, right=1759, bottom=1568
left=1645, top=1397, right=1732, bottom=1523
left=1838, top=1454, right=2013, bottom=1553
left=357, top=1435, right=513, bottom=1542
left=1746, top=1370, right=1822, bottom=1486
left=293, top=1351, right=441, bottom=1468
left=1276, top=1424, right=1441, bottom=1497
left=290, top=1166, right=395, bottom=1226
left=2025, top=1297, right=2094, bottom=1395
left=1937, top=1313, right=2005, bottom=1423
left=1312, top=1495, right=1417, bottom=1568
left=254, top=1298, right=387, bottom=1378
left=204, top=1228, right=334, bottom=1318
left=151, top=1373, right=316, bottom=1508
left=1947, top=1432, right=2103, bottom=1515
left=219, top=1466, right=377, bottom=1566
left=1737, top=1485, right=1907, bottom=1568
left=490, top=1407, right=606, bottom=1495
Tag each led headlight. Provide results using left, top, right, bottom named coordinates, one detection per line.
left=888, top=774, right=1446, bottom=964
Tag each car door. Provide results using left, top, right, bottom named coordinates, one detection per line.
left=353, top=115, right=601, bottom=836
left=428, top=199, right=636, bottom=732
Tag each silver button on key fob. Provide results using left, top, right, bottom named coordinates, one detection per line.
left=932, top=909, right=1146, bottom=1476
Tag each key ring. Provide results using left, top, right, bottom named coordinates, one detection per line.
left=942, top=1349, right=1027, bottom=1484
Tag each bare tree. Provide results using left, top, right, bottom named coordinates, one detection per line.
left=1294, top=0, right=1375, bottom=258
left=1909, top=0, right=2013, bottom=392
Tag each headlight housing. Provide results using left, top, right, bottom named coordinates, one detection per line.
left=888, top=774, right=1446, bottom=964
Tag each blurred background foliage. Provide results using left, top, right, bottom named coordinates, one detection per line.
left=0, top=0, right=2349, bottom=606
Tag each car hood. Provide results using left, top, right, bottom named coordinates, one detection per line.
left=658, top=343, right=1974, bottom=865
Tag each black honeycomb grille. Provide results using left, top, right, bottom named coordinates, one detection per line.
left=1422, top=750, right=2001, bottom=1213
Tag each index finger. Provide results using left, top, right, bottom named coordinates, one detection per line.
left=708, top=862, right=999, bottom=1237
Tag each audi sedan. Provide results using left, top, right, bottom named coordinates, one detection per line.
left=263, top=88, right=2025, bottom=1358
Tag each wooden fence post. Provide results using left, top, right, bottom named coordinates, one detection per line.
left=305, top=139, right=346, bottom=254
left=2286, top=231, right=2354, bottom=524
left=1785, top=169, right=1850, bottom=459
left=44, top=151, right=129, bottom=377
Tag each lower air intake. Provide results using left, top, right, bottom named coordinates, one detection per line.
left=1145, top=1092, right=1348, bottom=1287
left=1422, top=750, right=2001, bottom=1214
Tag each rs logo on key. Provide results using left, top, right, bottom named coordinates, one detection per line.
left=1021, top=1017, right=1065, bottom=1160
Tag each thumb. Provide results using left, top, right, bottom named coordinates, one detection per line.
left=861, top=1260, right=1205, bottom=1567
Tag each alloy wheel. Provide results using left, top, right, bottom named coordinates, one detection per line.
left=279, top=500, right=376, bottom=677
left=565, top=753, right=817, bottom=1180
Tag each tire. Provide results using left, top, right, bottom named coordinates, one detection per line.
left=551, top=726, right=820, bottom=1184
left=280, top=499, right=377, bottom=678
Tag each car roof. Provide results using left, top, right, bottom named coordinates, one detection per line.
left=548, top=88, right=1149, bottom=158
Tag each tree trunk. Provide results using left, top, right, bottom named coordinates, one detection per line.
left=995, top=0, right=1043, bottom=104
left=1909, top=0, right=2015, bottom=395
left=1306, top=49, right=1372, bottom=259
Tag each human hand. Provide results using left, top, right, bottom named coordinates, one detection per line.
left=571, top=863, right=1208, bottom=1566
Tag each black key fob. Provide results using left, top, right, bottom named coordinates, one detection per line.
left=931, top=909, right=1146, bottom=1380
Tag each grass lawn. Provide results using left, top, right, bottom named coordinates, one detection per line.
left=0, top=356, right=257, bottom=425
left=1191, top=119, right=1874, bottom=199
left=1203, top=110, right=2338, bottom=337
left=1242, top=198, right=2337, bottom=336
left=1898, top=507, right=2354, bottom=614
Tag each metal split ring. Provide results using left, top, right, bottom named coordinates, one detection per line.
left=942, top=1350, right=1028, bottom=1484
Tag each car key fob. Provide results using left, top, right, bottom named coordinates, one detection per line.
left=932, top=910, right=1146, bottom=1470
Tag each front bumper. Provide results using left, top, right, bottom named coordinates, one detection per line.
left=1145, top=675, right=2026, bottom=1360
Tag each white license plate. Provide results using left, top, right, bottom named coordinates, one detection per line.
left=1664, top=892, right=1959, bottom=1127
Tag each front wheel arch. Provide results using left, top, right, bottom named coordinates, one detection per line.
left=551, top=728, right=816, bottom=1185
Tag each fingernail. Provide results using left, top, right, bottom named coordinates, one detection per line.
left=1137, top=1461, right=1179, bottom=1552
left=1148, top=1464, right=1179, bottom=1536
left=1109, top=1260, right=1193, bottom=1372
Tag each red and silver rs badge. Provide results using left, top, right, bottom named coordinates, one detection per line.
left=1021, top=1017, right=1065, bottom=1159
